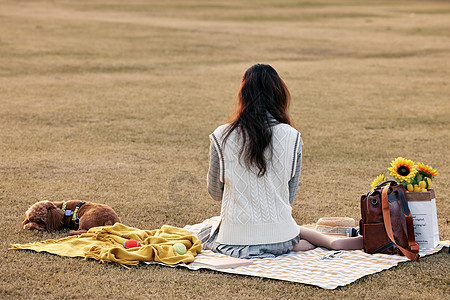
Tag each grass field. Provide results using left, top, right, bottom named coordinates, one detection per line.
left=1, top=0, right=449, bottom=299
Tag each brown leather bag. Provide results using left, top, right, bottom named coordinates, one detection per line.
left=360, top=181, right=419, bottom=261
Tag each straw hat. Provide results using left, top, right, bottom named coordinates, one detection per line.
left=316, top=217, right=355, bottom=228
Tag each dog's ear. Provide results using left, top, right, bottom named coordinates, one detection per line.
left=45, top=204, right=63, bottom=232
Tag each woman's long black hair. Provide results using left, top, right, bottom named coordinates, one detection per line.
left=223, top=64, right=293, bottom=177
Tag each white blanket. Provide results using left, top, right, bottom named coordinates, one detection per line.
left=147, top=217, right=449, bottom=289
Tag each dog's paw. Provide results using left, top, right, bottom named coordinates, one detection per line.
left=69, top=229, right=88, bottom=236
left=23, top=222, right=45, bottom=231
left=23, top=223, right=35, bottom=230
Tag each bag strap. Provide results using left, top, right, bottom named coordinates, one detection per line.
left=371, top=241, right=395, bottom=254
left=396, top=190, right=420, bottom=253
left=381, top=186, right=420, bottom=261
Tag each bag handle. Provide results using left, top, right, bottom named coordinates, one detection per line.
left=381, top=186, right=420, bottom=261
left=375, top=180, right=397, bottom=189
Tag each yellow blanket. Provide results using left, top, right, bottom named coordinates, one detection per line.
left=10, top=223, right=202, bottom=266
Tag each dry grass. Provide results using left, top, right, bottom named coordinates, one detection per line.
left=1, top=0, right=449, bottom=299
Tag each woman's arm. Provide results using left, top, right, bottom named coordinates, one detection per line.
left=207, top=142, right=224, bottom=201
left=288, top=144, right=302, bottom=204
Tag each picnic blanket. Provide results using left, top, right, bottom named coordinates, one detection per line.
left=9, top=218, right=448, bottom=289
left=149, top=217, right=448, bottom=289
left=10, top=223, right=201, bottom=266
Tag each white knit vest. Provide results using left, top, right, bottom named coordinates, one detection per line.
left=210, top=123, right=301, bottom=245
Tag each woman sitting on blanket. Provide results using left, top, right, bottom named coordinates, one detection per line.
left=199, top=64, right=363, bottom=259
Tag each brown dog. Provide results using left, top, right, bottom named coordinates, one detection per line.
left=23, top=200, right=121, bottom=235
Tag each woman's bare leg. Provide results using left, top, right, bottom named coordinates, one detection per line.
left=329, top=236, right=363, bottom=250
left=292, top=239, right=316, bottom=251
left=295, top=226, right=363, bottom=250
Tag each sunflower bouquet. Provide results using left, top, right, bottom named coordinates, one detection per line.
left=371, top=157, right=438, bottom=192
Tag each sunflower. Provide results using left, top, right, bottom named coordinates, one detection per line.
left=388, top=157, right=417, bottom=182
left=416, top=162, right=439, bottom=179
left=371, top=174, right=386, bottom=189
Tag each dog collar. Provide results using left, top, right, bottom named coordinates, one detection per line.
left=61, top=201, right=86, bottom=224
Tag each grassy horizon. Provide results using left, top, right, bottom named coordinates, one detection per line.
left=1, top=0, right=449, bottom=299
